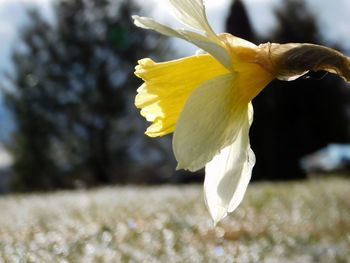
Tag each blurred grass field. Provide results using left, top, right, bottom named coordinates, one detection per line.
left=0, top=177, right=349, bottom=263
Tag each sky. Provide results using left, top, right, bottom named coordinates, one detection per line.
left=1, top=0, right=350, bottom=70
left=0, top=0, right=349, bottom=141
left=0, top=0, right=53, bottom=73
left=0, top=0, right=279, bottom=72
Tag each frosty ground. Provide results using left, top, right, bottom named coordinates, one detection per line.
left=0, top=177, right=349, bottom=262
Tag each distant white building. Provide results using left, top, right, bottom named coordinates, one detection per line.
left=300, top=144, right=350, bottom=173
left=0, top=143, right=13, bottom=193
left=0, top=143, right=12, bottom=168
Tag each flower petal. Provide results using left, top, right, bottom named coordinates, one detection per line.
left=135, top=54, right=228, bottom=137
left=169, top=0, right=215, bottom=37
left=204, top=105, right=255, bottom=224
left=173, top=73, right=248, bottom=171
left=133, top=15, right=183, bottom=39
left=180, top=30, right=232, bottom=70
left=132, top=15, right=232, bottom=70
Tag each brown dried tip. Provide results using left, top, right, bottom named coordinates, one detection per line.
left=258, top=43, right=350, bottom=83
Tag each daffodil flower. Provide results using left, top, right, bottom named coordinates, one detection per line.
left=133, top=0, right=350, bottom=224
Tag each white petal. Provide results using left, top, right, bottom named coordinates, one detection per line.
left=169, top=0, right=215, bottom=37
left=132, top=15, right=183, bottom=39
left=132, top=15, right=232, bottom=70
left=173, top=73, right=247, bottom=172
left=180, top=30, right=232, bottom=70
left=204, top=110, right=255, bottom=225
left=228, top=147, right=255, bottom=212
left=168, top=0, right=232, bottom=68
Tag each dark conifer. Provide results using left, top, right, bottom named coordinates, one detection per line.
left=4, top=0, right=173, bottom=191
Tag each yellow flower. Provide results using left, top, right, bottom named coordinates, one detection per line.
left=133, top=0, right=350, bottom=224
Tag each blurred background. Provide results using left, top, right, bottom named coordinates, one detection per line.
left=1, top=1, right=350, bottom=262
left=0, top=0, right=350, bottom=193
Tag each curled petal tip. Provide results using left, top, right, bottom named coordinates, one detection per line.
left=132, top=15, right=142, bottom=26
left=175, top=163, right=195, bottom=171
left=175, top=164, right=183, bottom=171
left=211, top=206, right=228, bottom=226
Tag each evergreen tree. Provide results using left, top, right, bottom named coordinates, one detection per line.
left=225, top=0, right=256, bottom=43
left=4, top=0, right=173, bottom=191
